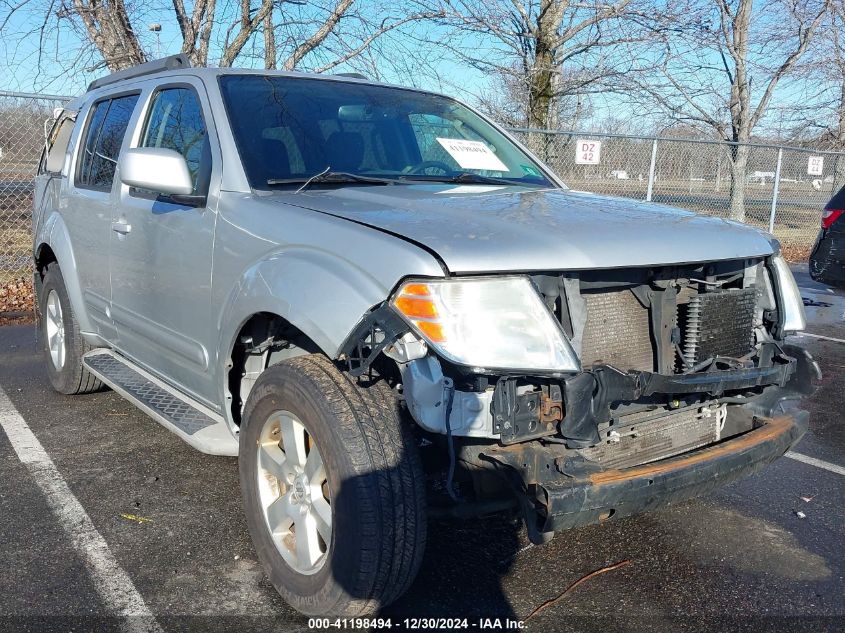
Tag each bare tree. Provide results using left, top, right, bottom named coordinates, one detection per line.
left=413, top=0, right=651, bottom=133
left=475, top=63, right=593, bottom=129
left=828, top=0, right=845, bottom=147
left=633, top=0, right=827, bottom=220
left=804, top=0, right=845, bottom=148
left=1, top=0, right=444, bottom=84
left=70, top=0, right=147, bottom=70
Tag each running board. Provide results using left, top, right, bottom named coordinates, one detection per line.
left=82, top=349, right=238, bottom=456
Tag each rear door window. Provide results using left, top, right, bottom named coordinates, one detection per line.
left=76, top=94, right=139, bottom=190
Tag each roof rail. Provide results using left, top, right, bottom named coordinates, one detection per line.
left=333, top=72, right=369, bottom=80
left=87, top=54, right=192, bottom=92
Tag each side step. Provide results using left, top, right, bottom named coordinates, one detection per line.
left=82, top=349, right=238, bottom=456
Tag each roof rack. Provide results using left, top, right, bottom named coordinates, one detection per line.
left=87, top=54, right=192, bottom=92
left=333, top=72, right=369, bottom=80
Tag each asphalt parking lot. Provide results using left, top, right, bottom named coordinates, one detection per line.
left=0, top=266, right=843, bottom=633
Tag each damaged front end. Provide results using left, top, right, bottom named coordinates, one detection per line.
left=340, top=255, right=820, bottom=543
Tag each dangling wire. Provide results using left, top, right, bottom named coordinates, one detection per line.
left=443, top=379, right=460, bottom=502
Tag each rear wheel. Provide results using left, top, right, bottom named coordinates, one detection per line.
left=239, top=354, right=426, bottom=616
left=39, top=264, right=103, bottom=395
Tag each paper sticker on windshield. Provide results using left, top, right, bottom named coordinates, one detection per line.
left=436, top=185, right=506, bottom=194
left=436, top=138, right=508, bottom=172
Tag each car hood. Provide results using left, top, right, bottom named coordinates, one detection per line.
left=275, top=184, right=774, bottom=273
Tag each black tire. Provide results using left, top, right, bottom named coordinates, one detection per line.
left=39, top=263, right=103, bottom=395
left=239, top=354, right=426, bottom=616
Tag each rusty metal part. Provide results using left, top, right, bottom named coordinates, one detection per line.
left=480, top=411, right=807, bottom=536
left=539, top=385, right=563, bottom=424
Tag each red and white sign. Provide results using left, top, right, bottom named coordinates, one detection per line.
left=575, top=140, right=601, bottom=165
left=807, top=156, right=824, bottom=176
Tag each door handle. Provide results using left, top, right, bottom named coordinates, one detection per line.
left=112, top=221, right=132, bottom=235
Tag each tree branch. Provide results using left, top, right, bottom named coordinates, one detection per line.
left=282, top=0, right=354, bottom=70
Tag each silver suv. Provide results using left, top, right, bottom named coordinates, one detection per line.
left=33, top=55, right=819, bottom=616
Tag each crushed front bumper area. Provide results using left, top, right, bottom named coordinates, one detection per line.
left=481, top=411, right=807, bottom=541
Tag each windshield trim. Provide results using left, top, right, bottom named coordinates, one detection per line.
left=217, top=73, right=565, bottom=193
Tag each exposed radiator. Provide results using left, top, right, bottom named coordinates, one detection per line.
left=580, top=289, right=654, bottom=372
left=577, top=403, right=727, bottom=469
left=682, top=287, right=758, bottom=366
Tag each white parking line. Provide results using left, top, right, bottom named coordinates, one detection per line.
left=0, top=386, right=163, bottom=633
left=799, top=286, right=835, bottom=295
left=791, top=332, right=845, bottom=344
left=786, top=451, right=845, bottom=477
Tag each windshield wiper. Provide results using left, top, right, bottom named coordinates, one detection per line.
left=267, top=168, right=396, bottom=192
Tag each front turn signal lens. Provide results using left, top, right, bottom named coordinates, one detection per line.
left=394, top=295, right=439, bottom=319
left=389, top=277, right=580, bottom=372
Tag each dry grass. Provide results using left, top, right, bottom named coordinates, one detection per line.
left=781, top=242, right=812, bottom=262
left=0, top=275, right=34, bottom=314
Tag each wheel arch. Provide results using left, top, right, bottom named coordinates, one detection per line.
left=33, top=213, right=94, bottom=333
left=224, top=311, right=324, bottom=428
left=216, top=248, right=405, bottom=424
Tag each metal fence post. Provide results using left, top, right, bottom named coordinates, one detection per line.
left=768, top=148, right=783, bottom=234
left=646, top=139, right=658, bottom=202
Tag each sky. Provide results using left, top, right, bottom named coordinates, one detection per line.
left=0, top=3, right=490, bottom=98
left=0, top=0, right=835, bottom=139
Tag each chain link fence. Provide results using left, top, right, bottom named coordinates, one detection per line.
left=0, top=90, right=70, bottom=314
left=510, top=129, right=845, bottom=259
left=1, top=89, right=842, bottom=313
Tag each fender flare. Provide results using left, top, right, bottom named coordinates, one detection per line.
left=216, top=246, right=417, bottom=369
left=35, top=212, right=94, bottom=334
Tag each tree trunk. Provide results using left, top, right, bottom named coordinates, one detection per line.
left=527, top=49, right=554, bottom=130
left=526, top=0, right=558, bottom=131
left=524, top=0, right=563, bottom=160
left=72, top=0, right=146, bottom=70
left=728, top=144, right=749, bottom=222
left=264, top=11, right=277, bottom=69
left=839, top=77, right=845, bottom=148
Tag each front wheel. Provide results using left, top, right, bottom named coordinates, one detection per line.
left=239, top=355, right=427, bottom=616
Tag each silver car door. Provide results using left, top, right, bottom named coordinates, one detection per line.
left=109, top=78, right=221, bottom=407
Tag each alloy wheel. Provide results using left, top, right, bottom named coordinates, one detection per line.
left=256, top=410, right=332, bottom=575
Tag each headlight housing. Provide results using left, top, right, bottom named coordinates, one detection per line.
left=390, top=276, right=580, bottom=372
left=771, top=254, right=806, bottom=333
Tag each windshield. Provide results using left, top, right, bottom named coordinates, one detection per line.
left=218, top=75, right=555, bottom=190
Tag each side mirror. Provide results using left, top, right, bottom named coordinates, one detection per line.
left=119, top=147, right=193, bottom=196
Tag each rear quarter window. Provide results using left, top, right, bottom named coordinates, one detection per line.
left=42, top=117, right=75, bottom=174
